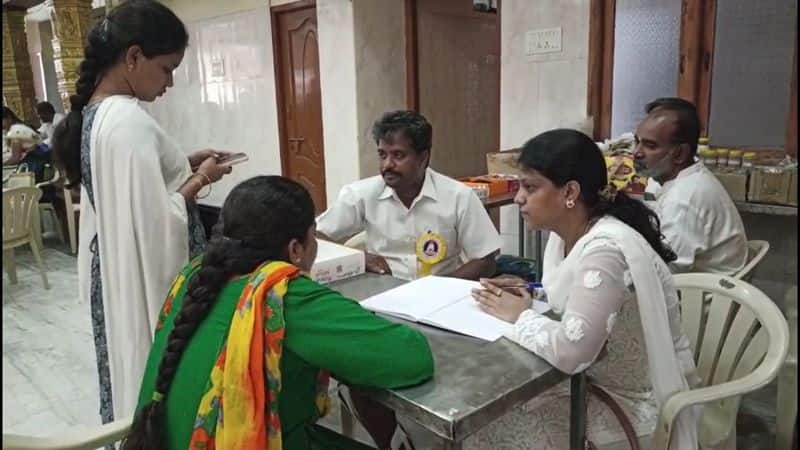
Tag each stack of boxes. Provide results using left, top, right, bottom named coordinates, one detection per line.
left=701, top=144, right=797, bottom=207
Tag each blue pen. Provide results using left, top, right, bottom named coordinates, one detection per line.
left=506, top=282, right=546, bottom=302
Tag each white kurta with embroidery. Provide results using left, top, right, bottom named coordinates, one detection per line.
left=465, top=217, right=700, bottom=450
left=78, top=95, right=192, bottom=418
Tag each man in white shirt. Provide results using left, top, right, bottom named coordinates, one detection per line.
left=317, top=110, right=502, bottom=280
left=633, top=97, right=747, bottom=275
left=35, top=101, right=65, bottom=147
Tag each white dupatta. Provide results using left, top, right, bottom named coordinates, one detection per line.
left=78, top=95, right=193, bottom=418
left=542, top=216, right=699, bottom=450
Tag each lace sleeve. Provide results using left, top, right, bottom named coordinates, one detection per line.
left=506, top=239, right=630, bottom=374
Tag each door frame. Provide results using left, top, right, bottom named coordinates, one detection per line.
left=270, top=0, right=318, bottom=179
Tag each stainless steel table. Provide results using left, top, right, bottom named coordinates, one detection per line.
left=330, top=273, right=587, bottom=449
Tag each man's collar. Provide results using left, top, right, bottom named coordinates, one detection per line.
left=378, top=168, right=438, bottom=202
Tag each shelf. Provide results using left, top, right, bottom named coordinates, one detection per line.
left=735, top=201, right=797, bottom=217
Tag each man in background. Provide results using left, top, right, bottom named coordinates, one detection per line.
left=633, top=97, right=748, bottom=275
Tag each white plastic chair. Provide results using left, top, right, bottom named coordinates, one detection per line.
left=649, top=274, right=789, bottom=450
left=36, top=167, right=67, bottom=247
left=344, top=231, right=366, bottom=251
left=2, top=416, right=132, bottom=450
left=3, top=187, right=49, bottom=289
left=775, top=286, right=797, bottom=450
left=63, top=185, right=80, bottom=254
left=733, top=240, right=770, bottom=282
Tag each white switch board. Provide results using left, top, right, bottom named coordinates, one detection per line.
left=526, top=27, right=562, bottom=55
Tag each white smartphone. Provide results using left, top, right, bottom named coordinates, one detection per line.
left=217, top=152, right=249, bottom=166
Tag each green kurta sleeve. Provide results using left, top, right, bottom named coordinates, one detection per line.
left=284, top=276, right=434, bottom=388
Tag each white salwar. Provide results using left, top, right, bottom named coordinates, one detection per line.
left=78, top=95, right=193, bottom=419
left=465, top=216, right=700, bottom=450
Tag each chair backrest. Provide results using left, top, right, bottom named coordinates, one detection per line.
left=4, top=172, right=34, bottom=189
left=2, top=416, right=132, bottom=450
left=733, top=240, right=770, bottom=281
left=3, top=187, right=42, bottom=242
left=674, top=273, right=789, bottom=446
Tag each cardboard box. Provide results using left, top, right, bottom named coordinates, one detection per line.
left=460, top=175, right=519, bottom=197
left=486, top=150, right=522, bottom=177
left=714, top=170, right=748, bottom=202
left=311, top=240, right=365, bottom=285
left=461, top=181, right=489, bottom=202
left=747, top=167, right=792, bottom=205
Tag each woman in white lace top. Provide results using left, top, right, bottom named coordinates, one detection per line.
left=469, top=129, right=700, bottom=450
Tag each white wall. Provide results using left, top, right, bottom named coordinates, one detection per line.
left=149, top=1, right=282, bottom=206
left=498, top=0, right=592, bottom=256
left=317, top=0, right=407, bottom=204
left=317, top=0, right=361, bottom=207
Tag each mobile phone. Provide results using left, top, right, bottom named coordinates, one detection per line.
left=217, top=152, right=249, bottom=166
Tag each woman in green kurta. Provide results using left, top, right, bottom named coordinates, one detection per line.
left=121, top=176, right=434, bottom=450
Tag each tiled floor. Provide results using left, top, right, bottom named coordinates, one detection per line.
left=1, top=243, right=786, bottom=448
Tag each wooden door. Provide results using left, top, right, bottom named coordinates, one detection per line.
left=273, top=3, right=327, bottom=212
left=411, top=0, right=500, bottom=179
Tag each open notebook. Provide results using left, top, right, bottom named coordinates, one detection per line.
left=361, top=276, right=551, bottom=342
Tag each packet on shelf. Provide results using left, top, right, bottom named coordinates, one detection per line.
left=461, top=181, right=490, bottom=202
left=604, top=154, right=648, bottom=195
left=460, top=174, right=519, bottom=197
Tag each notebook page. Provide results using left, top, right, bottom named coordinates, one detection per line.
left=421, top=296, right=512, bottom=341
left=361, top=276, right=480, bottom=321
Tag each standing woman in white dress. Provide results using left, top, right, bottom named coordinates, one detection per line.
left=470, top=129, right=700, bottom=449
left=51, top=0, right=232, bottom=426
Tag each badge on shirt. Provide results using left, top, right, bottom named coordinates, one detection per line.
left=416, top=231, right=446, bottom=277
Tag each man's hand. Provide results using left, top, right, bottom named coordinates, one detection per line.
left=365, top=253, right=392, bottom=275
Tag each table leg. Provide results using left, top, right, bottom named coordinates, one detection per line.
left=534, top=230, right=543, bottom=281
left=518, top=211, right=525, bottom=257
left=570, top=372, right=588, bottom=450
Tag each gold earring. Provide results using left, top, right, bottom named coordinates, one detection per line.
left=566, top=199, right=575, bottom=209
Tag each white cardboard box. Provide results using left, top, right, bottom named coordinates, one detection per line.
left=311, top=240, right=366, bottom=284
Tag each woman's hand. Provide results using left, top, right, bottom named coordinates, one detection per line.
left=471, top=278, right=532, bottom=323
left=189, top=149, right=231, bottom=170
left=195, top=156, right=231, bottom=184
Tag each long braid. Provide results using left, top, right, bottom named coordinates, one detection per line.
left=120, top=238, right=279, bottom=450
left=52, top=27, right=108, bottom=189
left=51, top=0, right=190, bottom=189
left=122, top=176, right=316, bottom=449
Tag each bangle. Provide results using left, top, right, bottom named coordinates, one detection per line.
left=194, top=172, right=212, bottom=186
left=196, top=182, right=211, bottom=199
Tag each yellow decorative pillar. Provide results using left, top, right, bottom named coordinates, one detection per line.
left=49, top=0, right=94, bottom=112
left=2, top=6, right=39, bottom=125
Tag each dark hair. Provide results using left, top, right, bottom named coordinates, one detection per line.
left=371, top=110, right=433, bottom=154
left=645, top=97, right=701, bottom=156
left=518, top=129, right=676, bottom=263
left=35, top=101, right=56, bottom=117
left=121, top=176, right=316, bottom=450
left=51, top=0, right=189, bottom=188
